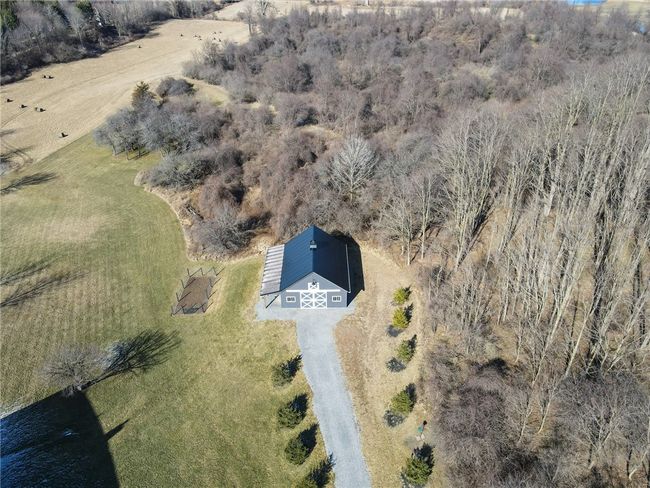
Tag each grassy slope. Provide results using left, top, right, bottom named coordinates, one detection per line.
left=0, top=135, right=324, bottom=487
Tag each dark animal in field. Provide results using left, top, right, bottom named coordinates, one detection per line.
left=20, top=104, right=26, bottom=108
left=48, top=75, right=53, bottom=79
left=6, top=98, right=12, bottom=102
left=60, top=132, right=68, bottom=138
left=180, top=33, right=183, bottom=36
left=138, top=45, right=141, bottom=48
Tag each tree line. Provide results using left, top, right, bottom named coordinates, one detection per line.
left=0, top=0, right=216, bottom=83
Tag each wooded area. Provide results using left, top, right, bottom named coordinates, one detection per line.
left=0, top=0, right=216, bottom=83
left=93, top=2, right=649, bottom=486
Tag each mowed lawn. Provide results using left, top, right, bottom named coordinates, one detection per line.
left=0, top=135, right=324, bottom=486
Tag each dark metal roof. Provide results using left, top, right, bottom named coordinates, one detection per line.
left=279, top=225, right=350, bottom=292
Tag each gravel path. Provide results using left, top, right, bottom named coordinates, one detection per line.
left=256, top=301, right=371, bottom=488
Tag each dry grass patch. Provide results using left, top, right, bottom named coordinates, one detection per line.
left=39, top=215, right=105, bottom=243
left=335, top=250, right=432, bottom=486
left=0, top=18, right=248, bottom=165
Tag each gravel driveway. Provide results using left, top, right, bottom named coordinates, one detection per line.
left=256, top=300, right=371, bottom=488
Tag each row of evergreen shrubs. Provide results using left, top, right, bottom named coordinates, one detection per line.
left=387, top=289, right=417, bottom=425
left=390, top=288, right=434, bottom=486
left=271, top=357, right=330, bottom=484
left=391, top=287, right=412, bottom=331
left=387, top=286, right=417, bottom=371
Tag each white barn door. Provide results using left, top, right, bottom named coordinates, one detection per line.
left=300, top=291, right=327, bottom=309
left=299, top=281, right=328, bottom=309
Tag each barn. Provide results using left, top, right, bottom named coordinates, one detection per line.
left=260, top=225, right=351, bottom=309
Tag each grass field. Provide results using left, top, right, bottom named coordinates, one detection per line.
left=0, top=19, right=247, bottom=167
left=0, top=135, right=325, bottom=486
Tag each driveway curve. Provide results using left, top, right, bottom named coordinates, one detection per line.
left=255, top=301, right=371, bottom=488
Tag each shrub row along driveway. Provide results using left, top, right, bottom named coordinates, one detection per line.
left=256, top=301, right=371, bottom=488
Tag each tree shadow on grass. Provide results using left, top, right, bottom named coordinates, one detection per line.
left=101, top=329, right=181, bottom=381
left=291, top=393, right=309, bottom=415
left=404, top=304, right=414, bottom=321
left=0, top=257, right=55, bottom=286
left=307, top=455, right=335, bottom=487
left=0, top=172, right=57, bottom=195
left=0, top=390, right=121, bottom=487
left=299, top=423, right=319, bottom=456
left=386, top=357, right=406, bottom=372
left=285, top=354, right=302, bottom=377
left=0, top=270, right=83, bottom=308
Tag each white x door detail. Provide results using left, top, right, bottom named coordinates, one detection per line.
left=300, top=291, right=327, bottom=309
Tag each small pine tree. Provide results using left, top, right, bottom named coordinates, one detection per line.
left=272, top=356, right=301, bottom=387
left=396, top=338, right=416, bottom=363
left=272, top=362, right=292, bottom=387
left=403, top=456, right=433, bottom=486
left=277, top=398, right=307, bottom=428
left=285, top=436, right=309, bottom=465
left=295, top=458, right=333, bottom=488
left=402, top=446, right=434, bottom=486
left=393, top=287, right=411, bottom=305
left=390, top=388, right=414, bottom=416
left=392, top=307, right=410, bottom=329
left=132, top=81, right=154, bottom=110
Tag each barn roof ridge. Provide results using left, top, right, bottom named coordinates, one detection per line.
left=279, top=225, right=350, bottom=292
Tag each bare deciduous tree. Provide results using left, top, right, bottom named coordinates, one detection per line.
left=377, top=179, right=417, bottom=266
left=327, top=136, right=377, bottom=200
left=256, top=0, right=275, bottom=18
left=42, top=345, right=105, bottom=396
left=436, top=111, right=506, bottom=269
left=451, top=264, right=492, bottom=355
left=192, top=202, right=250, bottom=257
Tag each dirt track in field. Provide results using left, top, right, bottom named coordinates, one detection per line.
left=0, top=19, right=248, bottom=166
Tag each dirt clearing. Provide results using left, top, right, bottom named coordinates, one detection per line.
left=172, top=268, right=219, bottom=315
left=0, top=19, right=248, bottom=166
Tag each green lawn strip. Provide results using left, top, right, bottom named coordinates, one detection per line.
left=0, top=135, right=325, bottom=486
